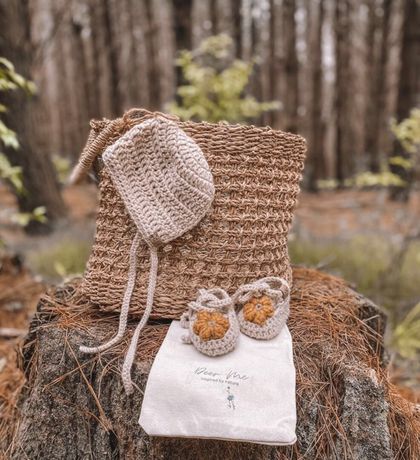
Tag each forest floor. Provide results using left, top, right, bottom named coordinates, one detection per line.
left=0, top=183, right=419, bottom=422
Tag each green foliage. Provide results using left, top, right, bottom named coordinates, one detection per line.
left=388, top=155, right=413, bottom=170
left=0, top=58, right=36, bottom=94
left=0, top=153, right=23, bottom=193
left=168, top=34, right=280, bottom=123
left=0, top=57, right=35, bottom=194
left=323, top=109, right=420, bottom=191
left=52, top=154, right=71, bottom=184
left=0, top=57, right=45, bottom=231
left=392, top=303, right=420, bottom=359
left=346, top=170, right=405, bottom=188
left=316, top=179, right=339, bottom=190
left=0, top=119, right=19, bottom=149
left=11, top=206, right=47, bottom=227
left=0, top=57, right=36, bottom=151
left=28, top=239, right=91, bottom=281
left=317, top=170, right=405, bottom=190
left=387, top=108, right=420, bottom=192
left=391, top=108, right=420, bottom=154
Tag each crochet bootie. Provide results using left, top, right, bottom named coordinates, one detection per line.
left=181, top=288, right=239, bottom=357
left=233, top=277, right=290, bottom=340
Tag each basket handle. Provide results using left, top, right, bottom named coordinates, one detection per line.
left=69, top=118, right=121, bottom=184
left=69, top=108, right=180, bottom=185
left=122, top=108, right=179, bottom=123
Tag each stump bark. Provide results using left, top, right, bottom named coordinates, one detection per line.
left=10, top=268, right=420, bottom=459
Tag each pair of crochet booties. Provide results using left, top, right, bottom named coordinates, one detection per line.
left=181, top=277, right=290, bottom=357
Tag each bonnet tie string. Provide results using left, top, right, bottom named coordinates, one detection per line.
left=80, top=230, right=159, bottom=395
left=121, top=244, right=158, bottom=394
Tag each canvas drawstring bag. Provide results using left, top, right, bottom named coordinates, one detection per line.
left=139, top=321, right=297, bottom=445
left=79, top=116, right=214, bottom=394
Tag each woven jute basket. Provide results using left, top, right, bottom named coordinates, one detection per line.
left=71, top=109, right=306, bottom=319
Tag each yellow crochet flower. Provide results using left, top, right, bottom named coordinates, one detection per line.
left=243, top=295, right=274, bottom=325
left=193, top=310, right=230, bottom=341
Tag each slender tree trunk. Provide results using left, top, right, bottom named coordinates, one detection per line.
left=150, top=0, right=176, bottom=108
left=364, top=0, right=380, bottom=170
left=0, top=0, right=66, bottom=234
left=172, top=0, right=193, bottom=93
left=283, top=0, right=299, bottom=133
left=102, top=0, right=121, bottom=115
left=269, top=0, right=283, bottom=129
left=241, top=0, right=253, bottom=62
left=366, top=0, right=393, bottom=172
left=308, top=0, right=325, bottom=191
left=253, top=1, right=271, bottom=126
left=232, top=0, right=242, bottom=58
left=131, top=0, right=150, bottom=107
left=334, top=0, right=353, bottom=184
left=90, top=0, right=119, bottom=117
left=389, top=0, right=420, bottom=201
left=191, top=0, right=212, bottom=49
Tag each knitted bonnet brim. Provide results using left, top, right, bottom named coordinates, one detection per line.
left=80, top=117, right=214, bottom=394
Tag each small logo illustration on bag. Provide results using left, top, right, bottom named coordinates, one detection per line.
left=226, top=386, right=236, bottom=410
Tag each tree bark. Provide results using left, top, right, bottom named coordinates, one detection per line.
left=269, top=0, right=284, bottom=129
left=10, top=267, right=408, bottom=459
left=253, top=1, right=272, bottom=126
left=307, top=0, right=325, bottom=191
left=191, top=0, right=212, bottom=49
left=334, top=0, right=353, bottom=183
left=0, top=0, right=66, bottom=234
left=364, top=0, right=380, bottom=170
left=150, top=0, right=176, bottom=109
left=172, top=0, right=193, bottom=89
left=283, top=0, right=299, bottom=133
left=365, top=0, right=393, bottom=173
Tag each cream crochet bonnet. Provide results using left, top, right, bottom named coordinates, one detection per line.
left=80, top=116, right=215, bottom=393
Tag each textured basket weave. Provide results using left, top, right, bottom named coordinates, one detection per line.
left=73, top=109, right=306, bottom=319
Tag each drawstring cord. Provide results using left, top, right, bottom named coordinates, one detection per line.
left=80, top=230, right=159, bottom=395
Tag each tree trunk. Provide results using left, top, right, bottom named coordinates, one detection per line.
left=365, top=0, right=393, bottom=173
left=334, top=0, right=353, bottom=184
left=364, top=0, right=380, bottom=170
left=0, top=0, right=66, bottom=234
left=283, top=0, right=299, bottom=133
left=150, top=0, right=176, bottom=109
left=172, top=0, right=193, bottom=89
left=253, top=1, right=272, bottom=126
left=307, top=0, right=325, bottom=191
left=269, top=0, right=284, bottom=129
left=389, top=0, right=420, bottom=201
left=191, top=0, right=212, bottom=49
left=10, top=267, right=417, bottom=459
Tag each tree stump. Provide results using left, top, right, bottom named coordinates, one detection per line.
left=10, top=268, right=420, bottom=459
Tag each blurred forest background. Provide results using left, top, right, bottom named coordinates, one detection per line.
left=0, top=0, right=419, bottom=406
